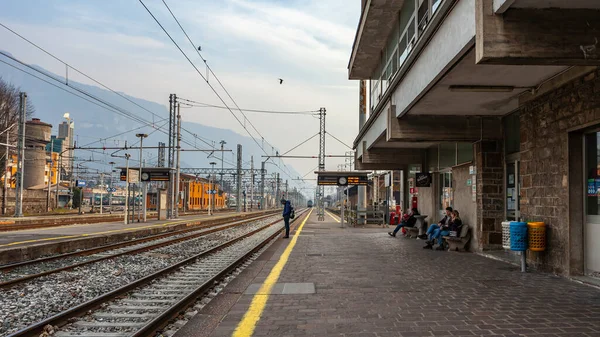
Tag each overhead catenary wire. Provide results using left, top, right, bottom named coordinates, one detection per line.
left=140, top=0, right=300, bottom=184
left=0, top=53, right=232, bottom=166
left=178, top=98, right=319, bottom=115
left=326, top=131, right=353, bottom=150
left=0, top=21, right=229, bottom=164
left=158, top=0, right=313, bottom=187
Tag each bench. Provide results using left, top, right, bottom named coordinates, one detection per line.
left=442, top=224, right=471, bottom=251
left=403, top=215, right=428, bottom=238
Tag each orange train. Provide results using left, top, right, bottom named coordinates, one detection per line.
left=146, top=173, right=227, bottom=211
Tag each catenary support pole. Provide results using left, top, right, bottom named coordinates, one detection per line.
left=260, top=161, right=265, bottom=209
left=175, top=103, right=181, bottom=218
left=124, top=154, right=130, bottom=224
left=14, top=92, right=26, bottom=217
left=99, top=173, right=103, bottom=214
left=250, top=156, right=254, bottom=211
left=236, top=144, right=242, bottom=212
left=3, top=129, right=9, bottom=215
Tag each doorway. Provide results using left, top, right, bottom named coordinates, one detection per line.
left=506, top=155, right=520, bottom=221
left=585, top=132, right=600, bottom=276
left=439, top=170, right=452, bottom=217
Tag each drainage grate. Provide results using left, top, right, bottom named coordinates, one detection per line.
left=306, top=253, right=323, bottom=257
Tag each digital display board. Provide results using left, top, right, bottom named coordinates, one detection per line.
left=317, top=172, right=369, bottom=186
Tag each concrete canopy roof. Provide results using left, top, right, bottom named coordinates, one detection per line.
left=408, top=48, right=568, bottom=116
left=348, top=0, right=405, bottom=80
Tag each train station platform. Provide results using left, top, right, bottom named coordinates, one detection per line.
left=175, top=209, right=600, bottom=337
left=0, top=210, right=273, bottom=265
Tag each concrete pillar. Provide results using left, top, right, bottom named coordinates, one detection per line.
left=357, top=80, right=367, bottom=224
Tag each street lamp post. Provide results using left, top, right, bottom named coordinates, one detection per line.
left=209, top=161, right=216, bottom=216
left=135, top=133, right=148, bottom=223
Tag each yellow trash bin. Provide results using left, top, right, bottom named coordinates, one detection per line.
left=527, top=222, right=546, bottom=252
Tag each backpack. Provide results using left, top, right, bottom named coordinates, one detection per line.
left=290, top=207, right=295, bottom=219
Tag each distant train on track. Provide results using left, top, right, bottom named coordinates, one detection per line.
left=307, top=200, right=313, bottom=208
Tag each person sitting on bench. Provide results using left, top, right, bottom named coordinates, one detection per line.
left=432, top=210, right=463, bottom=250
left=388, top=208, right=419, bottom=237
left=423, top=207, right=452, bottom=249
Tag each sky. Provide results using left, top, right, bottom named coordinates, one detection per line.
left=0, top=0, right=360, bottom=193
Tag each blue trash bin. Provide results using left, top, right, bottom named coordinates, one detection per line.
left=510, top=221, right=528, bottom=251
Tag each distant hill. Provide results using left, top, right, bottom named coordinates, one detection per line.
left=0, top=52, right=301, bottom=189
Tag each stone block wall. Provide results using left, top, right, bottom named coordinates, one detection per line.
left=475, top=140, right=504, bottom=250
left=519, top=68, right=600, bottom=274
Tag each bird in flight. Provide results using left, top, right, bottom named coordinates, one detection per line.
left=279, top=78, right=284, bottom=84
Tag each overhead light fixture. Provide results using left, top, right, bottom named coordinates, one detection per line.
left=448, top=85, right=515, bottom=93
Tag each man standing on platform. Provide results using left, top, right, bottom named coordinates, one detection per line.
left=281, top=198, right=292, bottom=239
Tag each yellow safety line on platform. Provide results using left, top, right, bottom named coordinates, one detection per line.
left=232, top=209, right=313, bottom=337
left=0, top=214, right=236, bottom=248
left=324, top=209, right=341, bottom=223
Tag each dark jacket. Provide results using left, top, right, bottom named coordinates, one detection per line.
left=403, top=210, right=419, bottom=227
left=449, top=218, right=463, bottom=233
left=282, top=200, right=292, bottom=217
left=439, top=215, right=451, bottom=229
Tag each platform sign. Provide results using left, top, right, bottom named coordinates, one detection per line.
left=120, top=169, right=170, bottom=182
left=316, top=171, right=368, bottom=186
left=76, top=180, right=86, bottom=187
left=141, top=170, right=170, bottom=182
left=416, top=173, right=432, bottom=187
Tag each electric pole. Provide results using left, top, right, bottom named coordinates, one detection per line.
left=317, top=107, right=326, bottom=221
left=99, top=173, right=104, bottom=214
left=14, top=93, right=26, bottom=217
left=276, top=173, right=280, bottom=206
left=250, top=156, right=254, bottom=211
left=220, top=140, right=226, bottom=193
left=236, top=144, right=242, bottom=212
left=124, top=153, right=131, bottom=224
left=260, top=161, right=265, bottom=209
left=175, top=104, right=181, bottom=218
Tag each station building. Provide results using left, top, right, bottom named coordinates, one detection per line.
left=349, top=0, right=600, bottom=277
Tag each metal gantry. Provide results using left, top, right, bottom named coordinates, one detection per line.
left=317, top=107, right=326, bottom=221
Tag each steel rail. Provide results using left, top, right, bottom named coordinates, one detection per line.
left=134, top=209, right=309, bottom=337
left=0, top=211, right=278, bottom=287
left=7, top=209, right=307, bottom=337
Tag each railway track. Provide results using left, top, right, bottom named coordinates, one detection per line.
left=6, top=209, right=309, bottom=337
left=0, top=211, right=278, bottom=287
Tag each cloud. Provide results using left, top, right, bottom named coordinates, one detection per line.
left=0, top=0, right=360, bottom=180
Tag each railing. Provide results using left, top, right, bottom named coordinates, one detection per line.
left=368, top=0, right=444, bottom=113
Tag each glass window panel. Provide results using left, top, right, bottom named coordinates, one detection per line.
left=432, top=0, right=441, bottom=13
left=457, top=142, right=473, bottom=164
left=407, top=17, right=416, bottom=43
left=399, top=0, right=416, bottom=33
left=585, top=132, right=600, bottom=216
left=439, top=172, right=453, bottom=212
left=428, top=145, right=438, bottom=172
left=439, top=143, right=456, bottom=170
left=504, top=111, right=520, bottom=154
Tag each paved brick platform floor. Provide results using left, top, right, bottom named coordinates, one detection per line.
left=175, top=211, right=600, bottom=337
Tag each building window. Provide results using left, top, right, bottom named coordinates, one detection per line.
left=439, top=171, right=453, bottom=213
left=457, top=142, right=474, bottom=164
left=428, top=145, right=439, bottom=172
left=439, top=143, right=456, bottom=170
